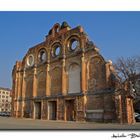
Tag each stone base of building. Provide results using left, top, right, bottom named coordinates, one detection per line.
left=15, top=94, right=85, bottom=122
left=13, top=92, right=135, bottom=124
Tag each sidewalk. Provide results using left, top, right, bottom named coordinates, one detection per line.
left=0, top=117, right=139, bottom=130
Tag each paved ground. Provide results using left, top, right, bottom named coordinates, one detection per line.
left=0, top=117, right=140, bottom=130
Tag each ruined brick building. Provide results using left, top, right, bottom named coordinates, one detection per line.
left=12, top=22, right=135, bottom=123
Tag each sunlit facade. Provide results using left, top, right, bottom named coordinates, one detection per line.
left=12, top=22, right=135, bottom=124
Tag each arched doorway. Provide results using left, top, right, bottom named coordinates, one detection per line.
left=68, top=63, right=81, bottom=94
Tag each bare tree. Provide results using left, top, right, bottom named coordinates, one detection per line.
left=114, top=56, right=140, bottom=82
left=113, top=55, right=140, bottom=100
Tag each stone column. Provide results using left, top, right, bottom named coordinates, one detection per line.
left=46, top=63, right=51, bottom=96
left=126, top=97, right=135, bottom=124
left=81, top=53, right=87, bottom=94
left=105, top=62, right=110, bottom=88
left=130, top=99, right=135, bottom=123
left=115, top=94, right=123, bottom=123
left=15, top=72, right=18, bottom=100
left=14, top=102, right=17, bottom=117
left=17, top=71, right=22, bottom=117
left=17, top=71, right=21, bottom=99
left=62, top=55, right=67, bottom=96
left=32, top=66, right=37, bottom=119
left=56, top=98, right=59, bottom=120
left=33, top=66, right=37, bottom=97
left=83, top=95, right=87, bottom=121
left=64, top=100, right=67, bottom=121
left=14, top=70, right=18, bottom=117
left=21, top=69, right=26, bottom=118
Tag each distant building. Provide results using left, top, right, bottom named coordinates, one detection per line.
left=12, top=22, right=135, bottom=124
left=0, top=87, right=12, bottom=113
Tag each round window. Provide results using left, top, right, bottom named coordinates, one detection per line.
left=27, top=54, right=34, bottom=66
left=39, top=50, right=47, bottom=62
left=54, top=46, right=61, bottom=56
left=70, top=40, right=79, bottom=50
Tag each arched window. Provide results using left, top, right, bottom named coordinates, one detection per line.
left=68, top=64, right=81, bottom=94
left=51, top=44, right=62, bottom=58
left=38, top=49, right=47, bottom=63
left=27, top=54, right=34, bottom=67
left=68, top=37, right=80, bottom=52
left=70, top=39, right=79, bottom=51
left=51, top=67, right=62, bottom=95
left=54, top=46, right=61, bottom=56
left=25, top=77, right=33, bottom=98
left=37, top=72, right=46, bottom=97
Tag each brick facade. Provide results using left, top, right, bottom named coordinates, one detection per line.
left=12, top=22, right=135, bottom=124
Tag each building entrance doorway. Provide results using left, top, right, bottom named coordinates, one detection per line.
left=34, top=102, right=41, bottom=119
left=66, top=100, right=75, bottom=121
left=48, top=101, right=57, bottom=120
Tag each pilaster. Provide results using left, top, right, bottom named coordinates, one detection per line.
left=46, top=63, right=51, bottom=96
left=62, top=55, right=67, bottom=96
left=83, top=95, right=87, bottom=119
left=105, top=62, right=110, bottom=88
left=15, top=72, right=18, bottom=100
left=126, top=97, right=135, bottom=124
left=14, top=70, right=18, bottom=117
left=64, top=100, right=67, bottom=121
left=21, top=69, right=26, bottom=117
left=33, top=66, right=37, bottom=97
left=16, top=71, right=21, bottom=117
left=115, top=94, right=123, bottom=123
left=17, top=71, right=21, bottom=98
left=81, top=53, right=87, bottom=94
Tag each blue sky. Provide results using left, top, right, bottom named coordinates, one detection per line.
left=0, top=11, right=140, bottom=88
